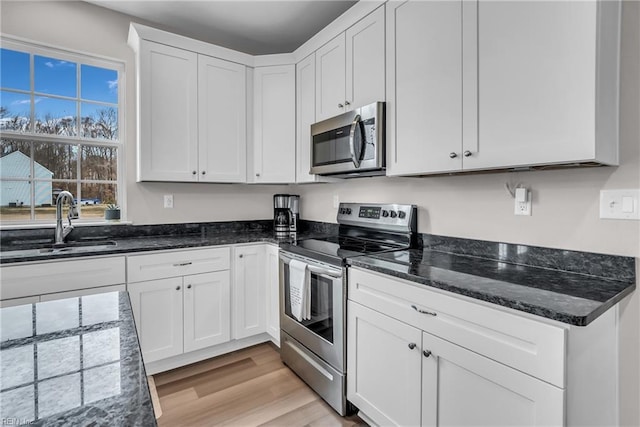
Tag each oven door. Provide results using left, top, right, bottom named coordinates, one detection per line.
left=279, top=251, right=344, bottom=372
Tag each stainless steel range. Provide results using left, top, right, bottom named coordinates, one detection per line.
left=278, top=202, right=417, bottom=415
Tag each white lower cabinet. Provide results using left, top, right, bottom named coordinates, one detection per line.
left=233, top=245, right=266, bottom=339
left=348, top=267, right=618, bottom=427
left=127, top=243, right=279, bottom=370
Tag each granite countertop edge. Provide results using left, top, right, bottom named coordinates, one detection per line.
left=347, top=257, right=636, bottom=327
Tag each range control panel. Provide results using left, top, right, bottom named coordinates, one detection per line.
left=337, top=203, right=417, bottom=233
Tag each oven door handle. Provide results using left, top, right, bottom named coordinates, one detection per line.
left=280, top=254, right=343, bottom=279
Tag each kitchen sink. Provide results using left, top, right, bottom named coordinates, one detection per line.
left=2, top=240, right=118, bottom=258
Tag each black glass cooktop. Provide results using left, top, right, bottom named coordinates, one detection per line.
left=284, top=235, right=408, bottom=265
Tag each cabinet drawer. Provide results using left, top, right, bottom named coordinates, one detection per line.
left=348, top=267, right=567, bottom=388
left=127, top=247, right=230, bottom=283
left=1, top=256, right=126, bottom=300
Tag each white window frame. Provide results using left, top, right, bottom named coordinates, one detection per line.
left=0, top=36, right=126, bottom=226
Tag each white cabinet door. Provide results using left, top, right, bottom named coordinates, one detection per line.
left=296, top=52, right=317, bottom=184
left=347, top=301, right=422, bottom=427
left=346, top=5, right=385, bottom=110
left=183, top=271, right=231, bottom=352
left=315, top=33, right=346, bottom=121
left=264, top=244, right=280, bottom=345
left=467, top=0, right=601, bottom=170
left=421, top=331, right=564, bottom=427
left=198, top=55, right=247, bottom=182
left=252, top=65, right=296, bottom=183
left=233, top=245, right=266, bottom=339
left=128, top=277, right=184, bottom=363
left=138, top=40, right=198, bottom=181
left=386, top=0, right=463, bottom=176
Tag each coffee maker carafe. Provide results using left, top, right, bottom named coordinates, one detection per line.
left=273, top=194, right=300, bottom=237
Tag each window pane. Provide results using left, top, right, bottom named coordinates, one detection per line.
left=1, top=91, right=31, bottom=132
left=35, top=182, right=76, bottom=221
left=1, top=139, right=32, bottom=179
left=81, top=65, right=117, bottom=104
left=34, top=55, right=76, bottom=97
left=33, top=142, right=77, bottom=180
left=0, top=181, right=32, bottom=221
left=81, top=146, right=117, bottom=181
left=80, top=104, right=118, bottom=140
left=1, top=48, right=30, bottom=91
left=80, top=183, right=117, bottom=219
left=34, top=96, right=77, bottom=136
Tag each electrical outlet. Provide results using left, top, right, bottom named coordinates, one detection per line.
left=514, top=189, right=532, bottom=216
left=164, top=194, right=174, bottom=209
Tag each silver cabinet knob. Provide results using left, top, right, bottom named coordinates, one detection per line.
left=201, top=171, right=206, bottom=175
left=345, top=101, right=351, bottom=106
left=449, top=152, right=458, bottom=159
left=408, top=343, right=417, bottom=350
left=239, top=254, right=243, bottom=258
left=464, top=150, right=472, bottom=157
left=192, top=171, right=197, bottom=175
left=338, top=103, right=344, bottom=108
left=176, top=286, right=181, bottom=291
left=423, top=350, right=432, bottom=358
left=187, top=284, right=192, bottom=289
left=256, top=173, right=260, bottom=177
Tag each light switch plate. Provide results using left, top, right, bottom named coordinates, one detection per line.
left=600, top=189, right=640, bottom=220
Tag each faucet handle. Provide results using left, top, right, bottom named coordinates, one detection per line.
left=68, top=205, right=79, bottom=220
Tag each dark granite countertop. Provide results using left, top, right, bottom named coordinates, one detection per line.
left=0, top=292, right=156, bottom=426
left=348, top=245, right=636, bottom=326
left=0, top=220, right=336, bottom=264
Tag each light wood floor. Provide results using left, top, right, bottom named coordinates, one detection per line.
left=153, top=343, right=366, bottom=427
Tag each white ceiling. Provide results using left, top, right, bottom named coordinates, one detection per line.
left=87, top=0, right=358, bottom=55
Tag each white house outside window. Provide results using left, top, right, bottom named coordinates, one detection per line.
left=0, top=38, right=124, bottom=224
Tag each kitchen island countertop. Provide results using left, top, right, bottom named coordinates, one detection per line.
left=0, top=291, right=156, bottom=426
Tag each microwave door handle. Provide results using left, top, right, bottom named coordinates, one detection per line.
left=349, top=114, right=362, bottom=168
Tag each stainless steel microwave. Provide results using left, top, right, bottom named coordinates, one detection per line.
left=310, top=102, right=385, bottom=177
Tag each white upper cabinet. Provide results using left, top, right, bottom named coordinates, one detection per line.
left=316, top=6, right=385, bottom=122
left=296, top=53, right=316, bottom=183
left=387, top=0, right=620, bottom=176
left=386, top=1, right=463, bottom=175
left=198, top=55, right=247, bottom=182
left=252, top=65, right=296, bottom=183
left=130, top=26, right=248, bottom=183
left=138, top=41, right=199, bottom=182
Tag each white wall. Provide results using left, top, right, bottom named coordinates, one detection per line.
left=2, top=1, right=639, bottom=424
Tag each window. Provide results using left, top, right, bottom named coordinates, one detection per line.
left=0, top=39, right=124, bottom=224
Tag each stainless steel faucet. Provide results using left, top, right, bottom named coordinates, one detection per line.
left=55, top=191, right=79, bottom=246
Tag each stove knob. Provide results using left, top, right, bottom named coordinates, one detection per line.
left=346, top=208, right=352, bottom=215
left=382, top=210, right=389, bottom=217
left=390, top=211, right=398, bottom=218
left=398, top=211, right=406, bottom=219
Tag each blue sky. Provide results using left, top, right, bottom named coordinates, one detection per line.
left=1, top=48, right=118, bottom=121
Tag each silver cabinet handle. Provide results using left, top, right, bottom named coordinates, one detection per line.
left=176, top=286, right=181, bottom=291
left=411, top=305, right=437, bottom=316
left=423, top=350, right=432, bottom=358
left=449, top=152, right=458, bottom=158
left=464, top=150, right=472, bottom=157
left=173, top=262, right=193, bottom=267
left=187, top=284, right=192, bottom=289
left=408, top=343, right=417, bottom=350
left=338, top=103, right=344, bottom=108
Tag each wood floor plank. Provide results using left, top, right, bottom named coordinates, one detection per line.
left=154, top=343, right=367, bottom=427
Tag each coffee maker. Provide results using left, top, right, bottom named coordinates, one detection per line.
left=273, top=194, right=300, bottom=238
